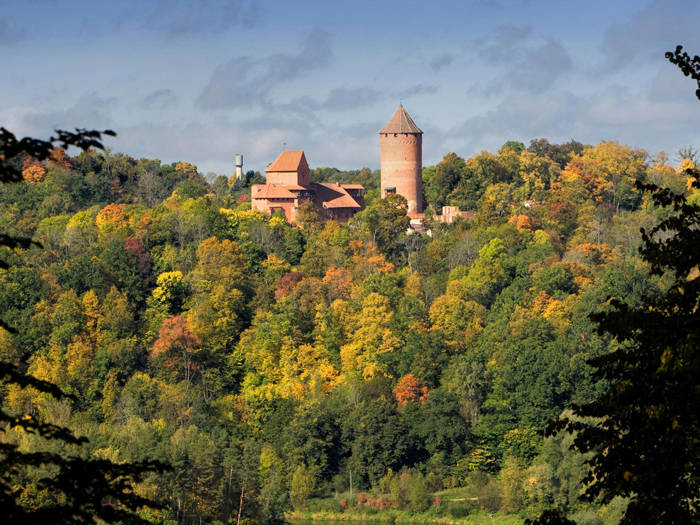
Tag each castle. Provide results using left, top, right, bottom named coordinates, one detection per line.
left=252, top=105, right=460, bottom=224
left=251, top=150, right=364, bottom=223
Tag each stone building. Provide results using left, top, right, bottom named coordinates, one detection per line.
left=379, top=105, right=423, bottom=217
left=251, top=150, right=364, bottom=223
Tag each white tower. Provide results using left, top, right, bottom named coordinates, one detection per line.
left=235, top=154, right=243, bottom=179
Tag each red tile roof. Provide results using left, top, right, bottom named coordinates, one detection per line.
left=312, top=182, right=362, bottom=209
left=253, top=184, right=296, bottom=199
left=266, top=150, right=308, bottom=173
left=379, top=105, right=423, bottom=134
left=341, top=184, right=364, bottom=190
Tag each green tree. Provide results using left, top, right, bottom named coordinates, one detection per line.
left=527, top=138, right=586, bottom=169
left=554, top=181, right=699, bottom=523
left=353, top=193, right=410, bottom=263
left=289, top=463, right=315, bottom=507
left=460, top=237, right=509, bottom=306
left=408, top=471, right=431, bottom=512
left=343, top=396, right=411, bottom=486
left=530, top=47, right=700, bottom=525
left=533, top=181, right=700, bottom=524
left=424, top=152, right=466, bottom=211
left=0, top=127, right=166, bottom=523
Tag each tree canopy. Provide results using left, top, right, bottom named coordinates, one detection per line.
left=0, top=128, right=165, bottom=524
left=528, top=44, right=700, bottom=525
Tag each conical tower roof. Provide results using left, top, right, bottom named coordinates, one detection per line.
left=379, top=105, right=423, bottom=134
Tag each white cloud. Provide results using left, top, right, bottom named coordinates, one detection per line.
left=601, top=0, right=700, bottom=71
left=7, top=92, right=118, bottom=138
left=471, top=25, right=573, bottom=95
left=197, top=29, right=332, bottom=110
left=430, top=53, right=453, bottom=72
left=140, top=89, right=178, bottom=110
left=141, top=0, right=259, bottom=36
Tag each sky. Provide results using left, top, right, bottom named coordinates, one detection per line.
left=2, top=0, right=700, bottom=176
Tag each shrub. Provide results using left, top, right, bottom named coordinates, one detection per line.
left=475, top=478, right=502, bottom=513
left=356, top=492, right=368, bottom=506
left=306, top=498, right=340, bottom=513
left=570, top=510, right=603, bottom=525
left=409, top=473, right=431, bottom=512
left=447, top=502, right=475, bottom=518
left=378, top=468, right=395, bottom=494
left=425, top=471, right=443, bottom=492
left=391, top=470, right=412, bottom=508
left=290, top=464, right=315, bottom=507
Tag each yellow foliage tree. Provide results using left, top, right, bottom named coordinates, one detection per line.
left=403, top=271, right=423, bottom=300
left=340, top=292, right=400, bottom=380
left=429, top=294, right=487, bottom=349
left=561, top=141, right=647, bottom=210
left=151, top=271, right=184, bottom=306
left=191, top=237, right=249, bottom=293
left=240, top=311, right=338, bottom=401
left=188, top=284, right=246, bottom=355
left=517, top=150, right=561, bottom=201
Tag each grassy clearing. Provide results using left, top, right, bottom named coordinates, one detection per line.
left=287, top=501, right=524, bottom=525
left=287, top=508, right=523, bottom=524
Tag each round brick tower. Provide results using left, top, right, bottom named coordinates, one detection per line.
left=379, top=105, right=423, bottom=217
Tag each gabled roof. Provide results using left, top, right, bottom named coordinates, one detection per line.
left=266, top=150, right=309, bottom=173
left=379, top=105, right=423, bottom=134
left=312, top=182, right=362, bottom=209
left=252, top=184, right=297, bottom=199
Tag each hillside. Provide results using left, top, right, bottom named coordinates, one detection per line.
left=0, top=139, right=693, bottom=524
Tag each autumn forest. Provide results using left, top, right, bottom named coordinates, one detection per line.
left=1, top=134, right=697, bottom=524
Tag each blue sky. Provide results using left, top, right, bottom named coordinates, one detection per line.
left=2, top=0, right=700, bottom=175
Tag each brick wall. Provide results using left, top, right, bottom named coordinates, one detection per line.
left=380, top=132, right=423, bottom=216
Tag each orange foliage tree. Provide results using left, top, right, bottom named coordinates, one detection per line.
left=508, top=214, right=533, bottom=230
left=22, top=165, right=46, bottom=184
left=393, top=373, right=429, bottom=407
left=96, top=203, right=128, bottom=231
left=152, top=315, right=200, bottom=383
left=49, top=146, right=73, bottom=169
left=275, top=271, right=305, bottom=300
left=322, top=266, right=352, bottom=302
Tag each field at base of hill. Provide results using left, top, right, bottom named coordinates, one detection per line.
left=287, top=476, right=626, bottom=525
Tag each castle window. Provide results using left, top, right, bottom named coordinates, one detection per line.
left=386, top=187, right=396, bottom=194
